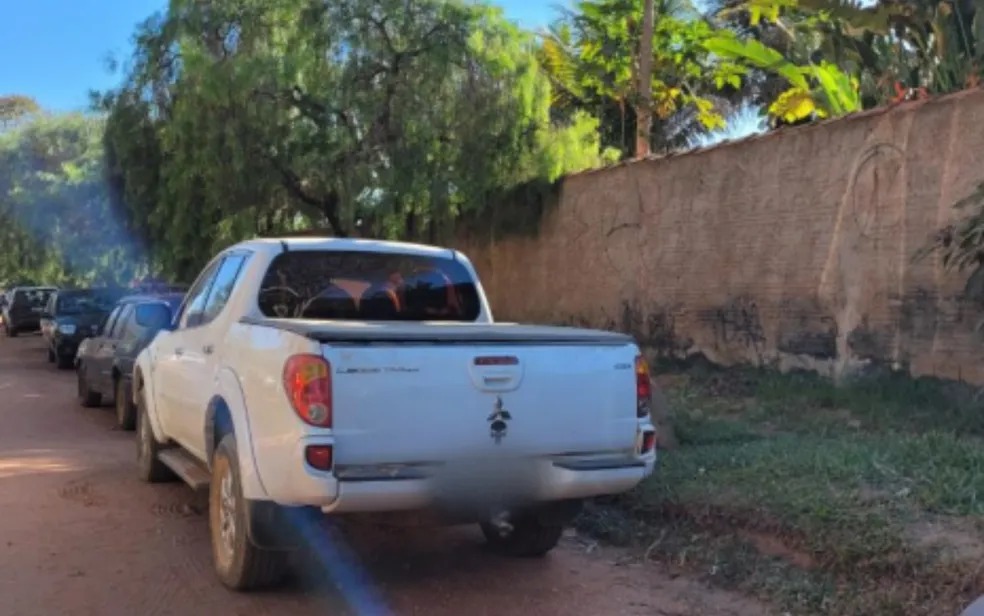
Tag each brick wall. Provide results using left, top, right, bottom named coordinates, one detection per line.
left=456, top=89, right=984, bottom=384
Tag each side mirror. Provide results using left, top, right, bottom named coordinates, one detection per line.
left=135, top=304, right=174, bottom=330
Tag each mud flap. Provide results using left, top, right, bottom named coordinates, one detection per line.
left=246, top=500, right=311, bottom=551
left=533, top=499, right=584, bottom=526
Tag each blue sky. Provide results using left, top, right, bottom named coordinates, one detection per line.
left=0, top=1, right=560, bottom=112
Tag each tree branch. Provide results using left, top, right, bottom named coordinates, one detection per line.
left=269, top=157, right=347, bottom=237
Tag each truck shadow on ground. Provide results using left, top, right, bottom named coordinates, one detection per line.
left=176, top=488, right=565, bottom=600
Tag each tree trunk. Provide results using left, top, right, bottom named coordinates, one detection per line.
left=635, top=0, right=655, bottom=158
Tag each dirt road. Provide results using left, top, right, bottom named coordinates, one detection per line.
left=0, top=335, right=769, bottom=616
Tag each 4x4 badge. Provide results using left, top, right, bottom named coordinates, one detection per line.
left=487, top=396, right=512, bottom=444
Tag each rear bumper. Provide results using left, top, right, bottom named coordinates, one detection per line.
left=327, top=457, right=654, bottom=514
left=6, top=317, right=39, bottom=331
left=267, top=442, right=656, bottom=514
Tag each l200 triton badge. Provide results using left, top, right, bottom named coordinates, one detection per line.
left=487, top=396, right=512, bottom=444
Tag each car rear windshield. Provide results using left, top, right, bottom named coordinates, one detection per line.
left=57, top=290, right=125, bottom=315
left=257, top=250, right=481, bottom=321
left=13, top=289, right=53, bottom=307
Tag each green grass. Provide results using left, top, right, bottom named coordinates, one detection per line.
left=582, top=365, right=984, bottom=615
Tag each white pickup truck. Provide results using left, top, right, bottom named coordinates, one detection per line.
left=133, top=237, right=657, bottom=590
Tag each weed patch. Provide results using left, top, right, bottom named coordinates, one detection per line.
left=586, top=366, right=984, bottom=615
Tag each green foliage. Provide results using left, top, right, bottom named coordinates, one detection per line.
left=0, top=95, right=41, bottom=131
left=98, top=0, right=612, bottom=280
left=706, top=0, right=984, bottom=118
left=538, top=0, right=742, bottom=157
left=704, top=31, right=861, bottom=122
left=0, top=113, right=140, bottom=286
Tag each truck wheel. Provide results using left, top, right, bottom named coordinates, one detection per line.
left=136, top=390, right=175, bottom=483
left=47, top=347, right=55, bottom=363
left=77, top=364, right=102, bottom=408
left=480, top=513, right=564, bottom=557
left=210, top=435, right=288, bottom=590
left=115, top=378, right=137, bottom=431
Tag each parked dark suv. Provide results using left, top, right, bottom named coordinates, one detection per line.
left=4, top=286, right=57, bottom=336
left=75, top=292, right=183, bottom=430
left=41, top=288, right=131, bottom=369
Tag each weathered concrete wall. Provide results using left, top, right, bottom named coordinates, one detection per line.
left=458, top=89, right=984, bottom=384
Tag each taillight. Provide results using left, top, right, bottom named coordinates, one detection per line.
left=283, top=354, right=333, bottom=427
left=635, top=355, right=652, bottom=418
left=305, top=445, right=334, bottom=471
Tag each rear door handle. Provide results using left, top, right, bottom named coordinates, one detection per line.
left=174, top=347, right=184, bottom=357
left=202, top=344, right=214, bottom=355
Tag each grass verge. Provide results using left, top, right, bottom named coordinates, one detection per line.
left=580, top=363, right=984, bottom=615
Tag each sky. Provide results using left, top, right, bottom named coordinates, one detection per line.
left=0, top=0, right=561, bottom=112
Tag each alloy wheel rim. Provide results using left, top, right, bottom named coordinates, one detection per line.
left=138, top=406, right=149, bottom=462
left=217, top=468, right=236, bottom=560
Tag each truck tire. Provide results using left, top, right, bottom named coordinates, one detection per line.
left=480, top=513, right=565, bottom=557
left=115, top=378, right=137, bottom=431
left=209, top=435, right=288, bottom=590
left=56, top=353, right=73, bottom=370
left=47, top=347, right=55, bottom=363
left=135, top=390, right=175, bottom=483
left=77, top=363, right=102, bottom=408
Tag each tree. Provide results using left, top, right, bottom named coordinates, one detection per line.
left=0, top=113, right=137, bottom=286
left=101, top=0, right=613, bottom=280
left=0, top=95, right=41, bottom=131
left=539, top=0, right=738, bottom=157
left=636, top=0, right=655, bottom=157
left=703, top=29, right=861, bottom=125
left=703, top=0, right=984, bottom=125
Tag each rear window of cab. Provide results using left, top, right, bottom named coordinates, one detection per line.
left=257, top=251, right=481, bottom=322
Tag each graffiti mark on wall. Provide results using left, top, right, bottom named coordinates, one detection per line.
left=712, top=297, right=766, bottom=359
left=561, top=302, right=693, bottom=358
left=850, top=143, right=905, bottom=239
left=619, top=302, right=693, bottom=358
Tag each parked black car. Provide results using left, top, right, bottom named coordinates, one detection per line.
left=4, top=286, right=57, bottom=336
left=41, top=288, right=131, bottom=369
left=75, top=293, right=182, bottom=430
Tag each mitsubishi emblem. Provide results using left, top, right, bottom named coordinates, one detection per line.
left=487, top=396, right=512, bottom=444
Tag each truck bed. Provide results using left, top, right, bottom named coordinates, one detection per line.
left=239, top=316, right=633, bottom=345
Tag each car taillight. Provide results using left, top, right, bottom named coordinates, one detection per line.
left=635, top=355, right=652, bottom=418
left=283, top=354, right=333, bottom=427
left=305, top=445, right=334, bottom=471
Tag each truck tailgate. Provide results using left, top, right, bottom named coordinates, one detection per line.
left=324, top=342, right=639, bottom=466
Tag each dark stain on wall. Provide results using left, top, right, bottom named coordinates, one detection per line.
left=778, top=328, right=838, bottom=359
left=897, top=288, right=940, bottom=340
left=776, top=299, right=838, bottom=360
left=847, top=316, right=893, bottom=361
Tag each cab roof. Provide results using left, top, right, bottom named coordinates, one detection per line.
left=229, top=237, right=455, bottom=259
